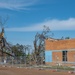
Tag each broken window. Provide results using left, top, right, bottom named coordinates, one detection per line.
left=62, top=51, right=67, bottom=61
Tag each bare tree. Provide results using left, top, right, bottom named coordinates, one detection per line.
left=34, top=25, right=52, bottom=65
left=0, top=16, right=9, bottom=62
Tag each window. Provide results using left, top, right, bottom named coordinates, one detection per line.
left=62, top=51, right=67, bottom=61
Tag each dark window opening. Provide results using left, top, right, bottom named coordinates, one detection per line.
left=62, top=51, right=67, bottom=61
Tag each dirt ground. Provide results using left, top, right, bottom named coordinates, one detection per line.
left=0, top=66, right=75, bottom=75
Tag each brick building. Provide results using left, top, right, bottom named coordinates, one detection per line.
left=45, top=38, right=75, bottom=66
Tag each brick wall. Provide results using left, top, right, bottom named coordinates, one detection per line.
left=52, top=52, right=62, bottom=62
left=67, top=51, right=75, bottom=62
left=45, top=38, right=75, bottom=65
left=45, top=39, right=75, bottom=50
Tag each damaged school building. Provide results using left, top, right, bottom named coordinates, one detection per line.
left=45, top=38, right=75, bottom=66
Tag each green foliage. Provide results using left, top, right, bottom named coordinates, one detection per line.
left=11, top=43, right=25, bottom=57
left=65, top=37, right=70, bottom=39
